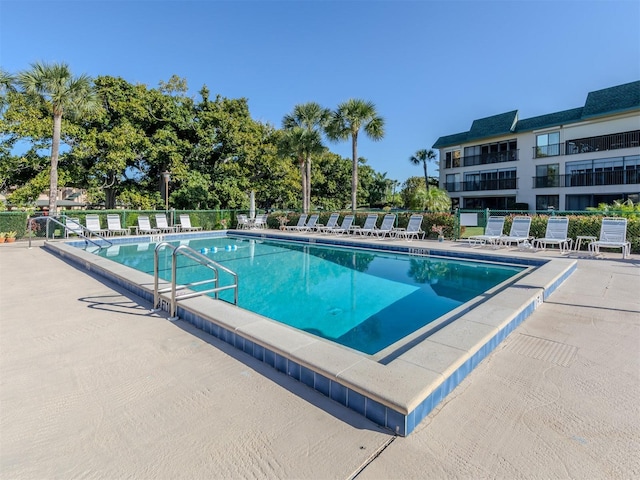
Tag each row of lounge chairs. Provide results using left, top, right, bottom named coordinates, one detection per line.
left=468, top=215, right=631, bottom=258
left=280, top=213, right=427, bottom=240
left=65, top=214, right=201, bottom=237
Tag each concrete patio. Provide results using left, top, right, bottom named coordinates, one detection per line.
left=1, top=238, right=638, bottom=479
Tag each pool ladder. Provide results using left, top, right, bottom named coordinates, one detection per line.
left=153, top=242, right=238, bottom=320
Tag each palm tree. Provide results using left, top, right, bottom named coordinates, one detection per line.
left=282, top=102, right=330, bottom=213
left=280, top=126, right=324, bottom=213
left=17, top=62, right=97, bottom=214
left=326, top=99, right=384, bottom=212
left=409, top=149, right=437, bottom=192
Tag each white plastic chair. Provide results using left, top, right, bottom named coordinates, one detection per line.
left=178, top=214, right=202, bottom=232
left=285, top=214, right=308, bottom=231
left=395, top=214, right=425, bottom=241
left=352, top=214, right=379, bottom=236
left=499, top=216, right=532, bottom=248
left=588, top=217, right=630, bottom=258
left=85, top=214, right=107, bottom=236
left=330, top=215, right=354, bottom=235
left=532, top=217, right=572, bottom=254
left=317, top=213, right=340, bottom=233
left=468, top=216, right=505, bottom=247
left=107, top=214, right=128, bottom=236
left=155, top=214, right=178, bottom=232
left=374, top=214, right=397, bottom=239
left=65, top=217, right=83, bottom=237
left=136, top=215, right=159, bottom=235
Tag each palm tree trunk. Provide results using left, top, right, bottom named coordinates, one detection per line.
left=299, top=156, right=308, bottom=213
left=305, top=154, right=312, bottom=214
left=351, top=132, right=358, bottom=213
left=423, top=161, right=429, bottom=192
left=49, top=112, right=62, bottom=214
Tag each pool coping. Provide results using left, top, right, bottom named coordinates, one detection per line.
left=44, top=231, right=576, bottom=436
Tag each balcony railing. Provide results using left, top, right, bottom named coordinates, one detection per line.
left=445, top=178, right=518, bottom=192
left=532, top=170, right=640, bottom=188
left=463, top=150, right=519, bottom=167
left=566, top=130, right=639, bottom=156
left=532, top=130, right=640, bottom=158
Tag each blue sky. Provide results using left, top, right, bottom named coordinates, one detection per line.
left=1, top=0, right=639, bottom=184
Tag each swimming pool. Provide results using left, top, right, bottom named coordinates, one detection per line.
left=95, top=236, right=526, bottom=355
left=45, top=230, right=576, bottom=436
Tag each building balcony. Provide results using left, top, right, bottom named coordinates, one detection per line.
left=462, top=150, right=518, bottom=167
left=445, top=178, right=518, bottom=192
left=532, top=170, right=640, bottom=188
left=532, top=130, right=640, bottom=158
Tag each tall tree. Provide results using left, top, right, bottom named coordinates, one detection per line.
left=17, top=62, right=97, bottom=213
left=282, top=102, right=330, bottom=213
left=326, top=99, right=384, bottom=212
left=409, top=148, right=437, bottom=192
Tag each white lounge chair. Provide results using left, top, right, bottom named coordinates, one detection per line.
left=178, top=214, right=202, bottom=232
left=85, top=214, right=107, bottom=236
left=136, top=215, right=159, bottom=235
left=317, top=213, right=340, bottom=233
left=330, top=215, right=354, bottom=235
left=299, top=214, right=319, bottom=232
left=468, top=216, right=505, bottom=247
left=285, top=214, right=308, bottom=231
left=499, top=216, right=532, bottom=248
left=352, top=214, right=379, bottom=236
left=106, top=214, right=128, bottom=236
left=532, top=217, right=572, bottom=254
left=394, top=214, right=425, bottom=241
left=374, top=214, right=397, bottom=239
left=155, top=214, right=178, bottom=233
left=588, top=217, right=631, bottom=259
left=65, top=217, right=83, bottom=237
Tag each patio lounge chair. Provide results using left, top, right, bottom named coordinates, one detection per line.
left=394, top=214, right=425, bottom=241
left=178, top=214, right=202, bottom=232
left=532, top=217, right=572, bottom=254
left=299, top=214, right=319, bottom=232
left=136, top=215, right=159, bottom=235
left=155, top=214, right=178, bottom=233
left=588, top=217, right=631, bottom=259
left=330, top=215, right=354, bottom=235
left=468, top=216, right=505, bottom=247
left=106, top=214, right=128, bottom=236
left=352, top=214, right=379, bottom=236
left=374, top=214, right=397, bottom=239
left=65, top=217, right=83, bottom=237
left=317, top=213, right=340, bottom=233
left=499, top=216, right=532, bottom=248
left=285, top=214, right=307, bottom=231
left=85, top=214, right=107, bottom=236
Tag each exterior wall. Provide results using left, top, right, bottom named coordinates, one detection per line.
left=438, top=112, right=640, bottom=211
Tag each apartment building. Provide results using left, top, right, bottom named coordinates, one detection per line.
left=432, top=81, right=640, bottom=211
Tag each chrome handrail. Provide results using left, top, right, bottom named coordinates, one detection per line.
left=153, top=242, right=238, bottom=320
left=42, top=215, right=112, bottom=249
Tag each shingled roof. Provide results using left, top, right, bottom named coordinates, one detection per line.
left=432, top=81, right=640, bottom=149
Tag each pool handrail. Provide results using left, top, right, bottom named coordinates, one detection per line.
left=42, top=215, right=112, bottom=250
left=153, top=242, right=238, bottom=319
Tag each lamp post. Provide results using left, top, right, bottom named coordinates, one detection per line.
left=162, top=171, right=171, bottom=211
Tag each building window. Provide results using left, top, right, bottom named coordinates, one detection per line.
left=445, top=150, right=461, bottom=169
left=535, top=132, right=560, bottom=158
left=566, top=155, right=639, bottom=186
left=536, top=195, right=559, bottom=210
left=535, top=164, right=559, bottom=187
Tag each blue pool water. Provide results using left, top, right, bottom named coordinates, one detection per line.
left=96, top=236, right=525, bottom=354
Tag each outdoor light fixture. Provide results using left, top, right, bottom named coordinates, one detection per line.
left=162, top=171, right=171, bottom=211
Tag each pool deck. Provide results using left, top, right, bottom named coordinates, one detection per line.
left=1, top=236, right=639, bottom=479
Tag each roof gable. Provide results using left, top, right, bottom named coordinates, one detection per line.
left=582, top=81, right=640, bottom=118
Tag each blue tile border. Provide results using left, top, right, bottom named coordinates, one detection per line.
left=44, top=231, right=575, bottom=437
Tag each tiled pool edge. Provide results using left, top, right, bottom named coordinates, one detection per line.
left=43, top=233, right=576, bottom=436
